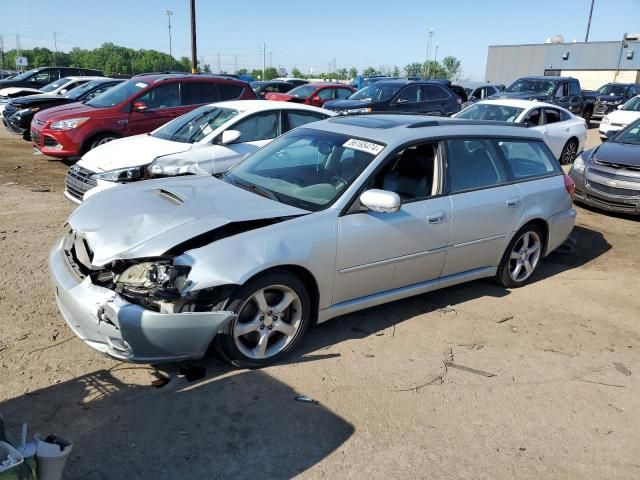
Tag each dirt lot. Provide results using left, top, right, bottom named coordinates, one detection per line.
left=0, top=126, right=638, bottom=479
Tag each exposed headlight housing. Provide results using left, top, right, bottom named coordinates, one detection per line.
left=50, top=117, right=89, bottom=130
left=90, top=165, right=147, bottom=183
left=572, top=155, right=586, bottom=174
left=601, top=116, right=610, bottom=124
left=116, top=261, right=191, bottom=298
left=344, top=107, right=372, bottom=115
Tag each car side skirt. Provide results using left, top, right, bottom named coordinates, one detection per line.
left=317, top=266, right=496, bottom=323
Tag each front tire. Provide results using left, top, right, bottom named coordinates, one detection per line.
left=496, top=225, right=544, bottom=288
left=89, top=133, right=120, bottom=151
left=215, top=271, right=311, bottom=368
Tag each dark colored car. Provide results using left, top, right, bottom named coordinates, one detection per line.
left=0, top=66, right=103, bottom=90
left=264, top=83, right=355, bottom=107
left=460, top=82, right=505, bottom=108
left=323, top=80, right=462, bottom=116
left=3, top=78, right=123, bottom=137
left=274, top=78, right=308, bottom=86
left=569, top=118, right=640, bottom=215
left=0, top=70, right=17, bottom=80
left=31, top=73, right=257, bottom=159
left=490, top=76, right=597, bottom=123
left=251, top=80, right=295, bottom=99
left=593, top=83, right=640, bottom=118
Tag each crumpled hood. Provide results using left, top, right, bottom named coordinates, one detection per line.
left=490, top=91, right=549, bottom=101
left=81, top=134, right=193, bottom=172
left=0, top=86, right=42, bottom=97
left=69, top=175, right=309, bottom=266
left=592, top=141, right=640, bottom=168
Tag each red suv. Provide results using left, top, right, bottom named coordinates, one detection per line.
left=264, top=83, right=355, bottom=107
left=31, top=74, right=257, bottom=159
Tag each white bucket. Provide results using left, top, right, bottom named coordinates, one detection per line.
left=34, top=434, right=73, bottom=480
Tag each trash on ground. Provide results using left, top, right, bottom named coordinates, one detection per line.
left=613, top=362, right=631, bottom=376
left=31, top=186, right=51, bottom=192
left=3, top=182, right=19, bottom=186
left=444, top=362, right=497, bottom=377
left=496, top=315, right=514, bottom=324
left=295, top=395, right=320, bottom=405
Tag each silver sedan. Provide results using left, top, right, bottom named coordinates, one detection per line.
left=50, top=115, right=576, bottom=366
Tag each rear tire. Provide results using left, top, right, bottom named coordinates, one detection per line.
left=582, top=108, right=592, bottom=126
left=560, top=138, right=579, bottom=165
left=496, top=224, right=544, bottom=288
left=214, top=271, right=311, bottom=368
left=89, top=133, right=120, bottom=151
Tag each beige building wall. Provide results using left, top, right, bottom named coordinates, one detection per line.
left=560, top=70, right=640, bottom=90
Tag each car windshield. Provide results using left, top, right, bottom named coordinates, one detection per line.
left=506, top=79, right=556, bottom=95
left=622, top=97, right=640, bottom=111
left=40, top=77, right=72, bottom=93
left=614, top=122, right=640, bottom=145
left=86, top=79, right=148, bottom=108
left=350, top=84, right=402, bottom=102
left=64, top=80, right=101, bottom=100
left=224, top=128, right=379, bottom=211
left=152, top=105, right=239, bottom=143
left=598, top=84, right=628, bottom=96
left=455, top=103, right=524, bottom=122
left=7, top=68, right=41, bottom=81
left=287, top=85, right=316, bottom=98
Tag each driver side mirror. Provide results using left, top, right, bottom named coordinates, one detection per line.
left=523, top=121, right=535, bottom=128
left=132, top=101, right=148, bottom=112
left=220, top=129, right=241, bottom=145
left=617, top=104, right=624, bottom=110
left=311, top=95, right=322, bottom=106
left=360, top=189, right=401, bottom=213
left=603, top=130, right=617, bottom=141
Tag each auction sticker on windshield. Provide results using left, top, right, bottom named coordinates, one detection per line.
left=343, top=138, right=384, bottom=155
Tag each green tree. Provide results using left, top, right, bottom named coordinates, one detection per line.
left=251, top=69, right=262, bottom=80
left=441, top=56, right=462, bottom=80
left=362, top=67, right=377, bottom=77
left=291, top=67, right=304, bottom=79
left=263, top=67, right=278, bottom=80
left=337, top=68, right=348, bottom=80
left=237, top=68, right=248, bottom=75
left=404, top=63, right=422, bottom=78
left=392, top=65, right=401, bottom=77
left=348, top=67, right=358, bottom=80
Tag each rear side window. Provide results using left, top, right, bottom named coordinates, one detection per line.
left=138, top=83, right=181, bottom=109
left=421, top=85, right=449, bottom=100
left=286, top=110, right=327, bottom=130
left=232, top=111, right=280, bottom=142
left=497, top=140, right=560, bottom=179
left=544, top=108, right=561, bottom=124
left=568, top=81, right=580, bottom=96
left=560, top=110, right=572, bottom=121
left=397, top=85, right=420, bottom=103
left=447, top=139, right=507, bottom=193
left=217, top=83, right=244, bottom=100
left=336, top=88, right=352, bottom=99
left=182, top=82, right=220, bottom=105
left=317, top=88, right=334, bottom=100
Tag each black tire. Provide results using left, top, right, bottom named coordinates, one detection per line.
left=215, top=271, right=311, bottom=368
left=496, top=224, right=544, bottom=288
left=560, top=138, right=579, bottom=165
left=582, top=108, right=592, bottom=127
left=89, top=133, right=120, bottom=151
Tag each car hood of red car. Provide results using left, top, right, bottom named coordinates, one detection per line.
left=265, top=92, right=295, bottom=101
left=33, top=102, right=102, bottom=125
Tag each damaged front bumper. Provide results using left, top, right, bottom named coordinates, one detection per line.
left=49, top=237, right=236, bottom=363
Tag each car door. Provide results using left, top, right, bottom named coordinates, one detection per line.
left=389, top=85, right=420, bottom=113
left=335, top=87, right=353, bottom=99
left=311, top=87, right=335, bottom=107
left=209, top=110, right=281, bottom=173
left=552, top=82, right=571, bottom=110
left=334, top=142, right=452, bottom=304
left=538, top=108, right=568, bottom=158
left=126, top=82, right=183, bottom=135
left=440, top=138, right=524, bottom=277
left=419, top=84, right=454, bottom=115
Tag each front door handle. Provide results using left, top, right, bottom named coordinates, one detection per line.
left=506, top=198, right=520, bottom=208
left=427, top=211, right=445, bottom=223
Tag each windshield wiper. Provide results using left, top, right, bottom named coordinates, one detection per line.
left=229, top=177, right=281, bottom=202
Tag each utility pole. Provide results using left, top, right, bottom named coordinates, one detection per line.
left=166, top=10, right=173, bottom=69
left=52, top=32, right=58, bottom=66
left=269, top=50, right=272, bottom=69
left=0, top=35, right=4, bottom=70
left=16, top=34, right=21, bottom=72
left=190, top=0, right=197, bottom=73
left=234, top=54, right=238, bottom=74
left=584, top=0, right=595, bottom=42
left=425, top=28, right=433, bottom=78
left=433, top=46, right=439, bottom=77
left=262, top=42, right=266, bottom=80
left=217, top=53, right=221, bottom=73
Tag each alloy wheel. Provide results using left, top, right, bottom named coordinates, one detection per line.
left=562, top=140, right=578, bottom=164
left=508, top=231, right=542, bottom=282
left=232, top=285, right=303, bottom=360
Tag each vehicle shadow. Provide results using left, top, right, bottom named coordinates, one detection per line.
left=292, top=224, right=610, bottom=356
left=0, top=368, right=353, bottom=479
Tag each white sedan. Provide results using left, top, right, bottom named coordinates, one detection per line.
left=66, top=100, right=335, bottom=203
left=454, top=99, right=587, bottom=164
left=598, top=95, right=640, bottom=140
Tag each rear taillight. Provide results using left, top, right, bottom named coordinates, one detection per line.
left=563, top=174, right=575, bottom=199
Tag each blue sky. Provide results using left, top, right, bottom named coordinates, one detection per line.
left=1, top=0, right=638, bottom=79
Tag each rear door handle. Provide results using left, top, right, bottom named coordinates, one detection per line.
left=427, top=211, right=445, bottom=223
left=506, top=198, right=520, bottom=208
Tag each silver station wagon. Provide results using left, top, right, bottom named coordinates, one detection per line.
left=50, top=115, right=576, bottom=366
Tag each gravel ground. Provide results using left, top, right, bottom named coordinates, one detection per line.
left=0, top=126, right=639, bottom=479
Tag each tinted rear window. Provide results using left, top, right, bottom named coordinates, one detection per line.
left=497, top=140, right=561, bottom=179
left=218, top=83, right=244, bottom=100
left=182, top=82, right=220, bottom=105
